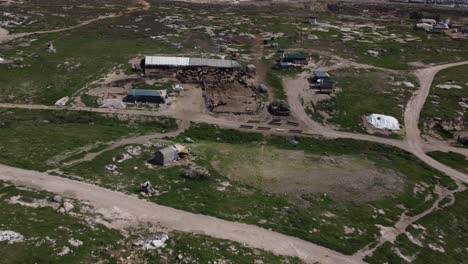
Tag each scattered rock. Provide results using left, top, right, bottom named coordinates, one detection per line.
left=47, top=43, right=56, bottom=53
left=428, top=243, right=445, bottom=253
left=105, top=164, right=117, bottom=171
left=113, top=153, right=132, bottom=163
left=52, top=195, right=62, bottom=203
left=63, top=201, right=74, bottom=212
left=402, top=81, right=415, bottom=88
left=126, top=145, right=142, bottom=156
left=436, top=84, right=462, bottom=90
left=134, top=234, right=169, bottom=250
left=57, top=246, right=71, bottom=256
left=185, top=137, right=194, bottom=143
left=366, top=50, right=379, bottom=57
left=68, top=238, right=83, bottom=247
left=0, top=230, right=24, bottom=243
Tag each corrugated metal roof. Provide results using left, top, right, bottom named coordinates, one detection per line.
left=128, top=89, right=166, bottom=97
left=145, top=56, right=190, bottom=67
left=189, top=58, right=240, bottom=68
left=145, top=56, right=241, bottom=68
left=284, top=53, right=306, bottom=59
left=313, top=70, right=330, bottom=78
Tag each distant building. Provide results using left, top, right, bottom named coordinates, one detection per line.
left=281, top=53, right=308, bottom=65
left=463, top=26, right=468, bottom=35
left=126, top=89, right=167, bottom=103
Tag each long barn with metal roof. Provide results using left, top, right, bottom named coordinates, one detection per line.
left=144, top=56, right=241, bottom=69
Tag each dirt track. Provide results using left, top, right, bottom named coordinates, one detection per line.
left=0, top=164, right=363, bottom=264
left=0, top=0, right=151, bottom=44
left=404, top=61, right=468, bottom=183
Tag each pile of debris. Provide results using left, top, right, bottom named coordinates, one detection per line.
left=140, top=181, right=159, bottom=197
left=176, top=68, right=246, bottom=84
left=184, top=165, right=211, bottom=180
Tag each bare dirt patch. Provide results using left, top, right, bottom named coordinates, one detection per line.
left=194, top=143, right=404, bottom=202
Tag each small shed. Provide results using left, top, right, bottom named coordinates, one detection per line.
left=153, top=146, right=179, bottom=166
left=126, top=89, right=167, bottom=103
left=282, top=53, right=308, bottom=65
left=308, top=16, right=317, bottom=25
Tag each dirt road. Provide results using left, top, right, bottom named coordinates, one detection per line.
left=0, top=164, right=362, bottom=264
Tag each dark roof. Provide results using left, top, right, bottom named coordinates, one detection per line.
left=284, top=53, right=306, bottom=60
left=313, top=70, right=330, bottom=78
left=127, top=89, right=165, bottom=97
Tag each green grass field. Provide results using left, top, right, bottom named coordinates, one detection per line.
left=0, top=109, right=176, bottom=171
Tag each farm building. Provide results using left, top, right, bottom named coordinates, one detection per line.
left=153, top=146, right=179, bottom=166
left=281, top=53, right=308, bottom=65
left=152, top=144, right=189, bottom=166
left=144, top=56, right=241, bottom=71
left=310, top=70, right=334, bottom=93
left=125, top=89, right=167, bottom=103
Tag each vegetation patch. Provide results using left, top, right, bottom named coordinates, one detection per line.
left=427, top=151, right=468, bottom=174
left=315, top=68, right=416, bottom=132
left=366, top=190, right=468, bottom=264
left=421, top=64, right=468, bottom=138
left=62, top=124, right=456, bottom=255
